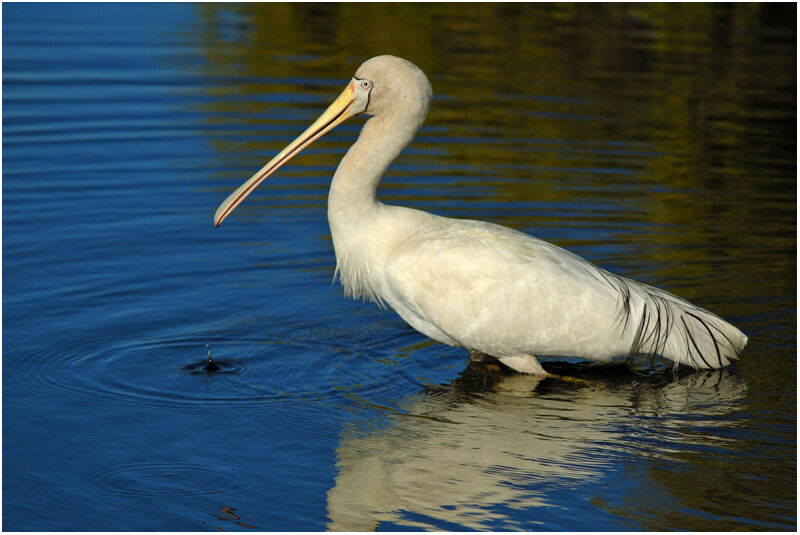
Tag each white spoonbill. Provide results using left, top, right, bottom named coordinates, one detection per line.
left=214, top=55, right=747, bottom=375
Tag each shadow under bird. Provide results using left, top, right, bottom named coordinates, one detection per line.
left=214, top=55, right=747, bottom=375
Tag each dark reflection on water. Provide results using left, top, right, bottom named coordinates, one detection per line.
left=3, top=2, right=796, bottom=531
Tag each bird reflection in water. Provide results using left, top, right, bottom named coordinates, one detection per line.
left=326, top=361, right=746, bottom=531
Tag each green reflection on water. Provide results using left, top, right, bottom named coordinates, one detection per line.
left=196, top=3, right=793, bottom=276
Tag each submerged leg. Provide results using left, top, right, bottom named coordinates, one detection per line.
left=498, top=354, right=547, bottom=375
left=468, top=349, right=492, bottom=363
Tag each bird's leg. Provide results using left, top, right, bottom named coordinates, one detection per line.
left=475, top=352, right=594, bottom=384
left=499, top=355, right=599, bottom=385
left=470, top=351, right=596, bottom=385
left=497, top=355, right=547, bottom=376
left=470, top=351, right=549, bottom=376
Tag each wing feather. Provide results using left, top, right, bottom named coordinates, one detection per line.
left=380, top=214, right=747, bottom=369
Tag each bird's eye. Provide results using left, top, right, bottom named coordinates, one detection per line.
left=360, top=79, right=372, bottom=90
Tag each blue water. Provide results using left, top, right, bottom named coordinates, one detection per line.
left=3, top=3, right=796, bottom=531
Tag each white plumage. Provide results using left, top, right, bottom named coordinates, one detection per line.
left=215, top=55, right=747, bottom=375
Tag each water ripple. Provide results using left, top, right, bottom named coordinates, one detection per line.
left=39, top=460, right=268, bottom=503
left=4, top=317, right=428, bottom=411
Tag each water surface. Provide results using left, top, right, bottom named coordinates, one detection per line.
left=3, top=3, right=796, bottom=531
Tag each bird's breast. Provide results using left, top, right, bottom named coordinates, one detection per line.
left=328, top=204, right=439, bottom=308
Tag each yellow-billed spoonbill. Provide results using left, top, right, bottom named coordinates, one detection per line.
left=214, top=55, right=747, bottom=375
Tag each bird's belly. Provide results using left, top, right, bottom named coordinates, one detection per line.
left=385, top=279, right=631, bottom=360
left=384, top=295, right=460, bottom=347
left=467, top=297, right=628, bottom=359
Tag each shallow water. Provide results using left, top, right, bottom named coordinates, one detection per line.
left=3, top=3, right=796, bottom=531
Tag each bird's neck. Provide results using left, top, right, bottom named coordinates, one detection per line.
left=326, top=114, right=420, bottom=304
left=327, top=115, right=417, bottom=217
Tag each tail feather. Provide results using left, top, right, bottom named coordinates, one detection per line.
left=626, top=282, right=747, bottom=369
left=567, top=259, right=746, bottom=369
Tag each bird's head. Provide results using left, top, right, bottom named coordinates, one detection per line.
left=353, top=55, right=433, bottom=123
